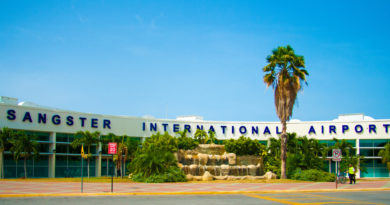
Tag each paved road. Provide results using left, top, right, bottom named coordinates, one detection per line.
left=2, top=180, right=390, bottom=196
left=1, top=191, right=390, bottom=205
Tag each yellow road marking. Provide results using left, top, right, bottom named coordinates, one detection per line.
left=0, top=188, right=389, bottom=198
left=302, top=193, right=385, bottom=205
left=244, top=193, right=304, bottom=205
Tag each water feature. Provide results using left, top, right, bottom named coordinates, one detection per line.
left=176, top=144, right=265, bottom=180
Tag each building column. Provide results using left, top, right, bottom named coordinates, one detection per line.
left=49, top=132, right=56, bottom=178
left=96, top=142, right=102, bottom=177
left=356, top=139, right=360, bottom=178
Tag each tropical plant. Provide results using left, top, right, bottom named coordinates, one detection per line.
left=194, top=129, right=208, bottom=144
left=265, top=133, right=327, bottom=178
left=291, top=169, right=335, bottom=182
left=176, top=130, right=199, bottom=150
left=142, top=132, right=178, bottom=153
left=122, top=137, right=139, bottom=176
left=105, top=133, right=125, bottom=177
left=224, top=136, right=267, bottom=156
left=9, top=131, right=39, bottom=178
left=71, top=131, right=101, bottom=178
left=329, top=138, right=364, bottom=173
left=263, top=45, right=309, bottom=179
left=0, top=127, right=15, bottom=178
left=379, top=142, right=390, bottom=171
left=129, top=132, right=185, bottom=182
left=207, top=130, right=217, bottom=144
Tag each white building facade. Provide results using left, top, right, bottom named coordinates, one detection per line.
left=1, top=96, right=389, bottom=178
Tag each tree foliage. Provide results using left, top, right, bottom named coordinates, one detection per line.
left=176, top=130, right=199, bottom=150
left=0, top=127, right=15, bottom=178
left=71, top=131, right=101, bottom=178
left=265, top=133, right=327, bottom=178
left=224, top=136, right=267, bottom=156
left=379, top=142, right=390, bottom=171
left=194, top=129, right=208, bottom=144
left=263, top=45, right=308, bottom=179
left=129, top=132, right=186, bottom=182
left=9, top=131, right=39, bottom=178
left=329, top=138, right=365, bottom=173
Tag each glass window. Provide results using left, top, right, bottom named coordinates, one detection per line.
left=24, top=131, right=50, bottom=141
left=359, top=149, right=373, bottom=157
left=345, top=140, right=356, bottom=147
left=374, top=139, right=390, bottom=147
left=360, top=140, right=373, bottom=147
left=258, top=141, right=267, bottom=145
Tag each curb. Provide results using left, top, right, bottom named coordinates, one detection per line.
left=1, top=188, right=390, bottom=198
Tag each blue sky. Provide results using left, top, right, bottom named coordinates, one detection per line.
left=1, top=0, right=389, bottom=122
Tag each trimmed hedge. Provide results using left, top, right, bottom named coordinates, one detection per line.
left=131, top=166, right=187, bottom=183
left=291, top=169, right=336, bottom=182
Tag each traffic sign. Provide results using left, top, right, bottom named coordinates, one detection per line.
left=332, top=149, right=342, bottom=161
left=108, top=142, right=117, bottom=154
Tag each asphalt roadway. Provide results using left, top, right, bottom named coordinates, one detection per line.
left=1, top=191, right=390, bottom=205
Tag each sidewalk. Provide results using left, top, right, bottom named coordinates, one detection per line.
left=1, top=180, right=390, bottom=197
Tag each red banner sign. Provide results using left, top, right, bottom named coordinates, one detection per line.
left=108, top=142, right=117, bottom=154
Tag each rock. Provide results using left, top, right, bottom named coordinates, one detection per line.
left=214, top=175, right=228, bottom=180
left=193, top=176, right=203, bottom=181
left=248, top=165, right=257, bottom=176
left=227, top=153, right=236, bottom=165
left=189, top=164, right=199, bottom=176
left=264, top=171, right=277, bottom=179
left=198, top=153, right=208, bottom=165
left=220, top=164, right=230, bottom=176
left=227, top=176, right=239, bottom=180
left=186, top=174, right=193, bottom=181
left=177, top=163, right=183, bottom=169
left=202, top=171, right=214, bottom=181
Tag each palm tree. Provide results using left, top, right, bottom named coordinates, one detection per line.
left=194, top=129, right=208, bottom=144
left=263, top=45, right=308, bottom=179
left=9, top=131, right=39, bottom=178
left=123, top=137, right=140, bottom=177
left=378, top=142, right=390, bottom=171
left=207, top=130, right=217, bottom=144
left=71, top=131, right=100, bottom=178
left=106, top=133, right=123, bottom=177
left=0, top=127, right=15, bottom=178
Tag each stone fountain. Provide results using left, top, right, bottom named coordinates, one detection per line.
left=176, top=144, right=275, bottom=181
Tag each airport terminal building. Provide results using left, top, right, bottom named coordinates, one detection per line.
left=1, top=96, right=389, bottom=178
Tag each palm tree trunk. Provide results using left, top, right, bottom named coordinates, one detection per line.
left=1, top=151, right=4, bottom=179
left=280, top=121, right=287, bottom=179
left=87, top=158, right=90, bottom=178
left=24, top=157, right=27, bottom=178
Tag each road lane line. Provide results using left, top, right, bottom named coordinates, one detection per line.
left=243, top=193, right=304, bottom=205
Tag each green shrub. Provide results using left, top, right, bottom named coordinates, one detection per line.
left=131, top=166, right=186, bottom=183
left=128, top=132, right=186, bottom=183
left=224, top=136, right=266, bottom=156
left=177, top=134, right=199, bottom=150
left=291, top=169, right=335, bottom=182
left=142, top=132, right=178, bottom=153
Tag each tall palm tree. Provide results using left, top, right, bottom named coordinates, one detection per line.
left=71, top=131, right=100, bottom=178
left=9, top=131, right=39, bottom=178
left=378, top=142, right=390, bottom=171
left=263, top=45, right=308, bottom=179
left=0, top=127, right=15, bottom=178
